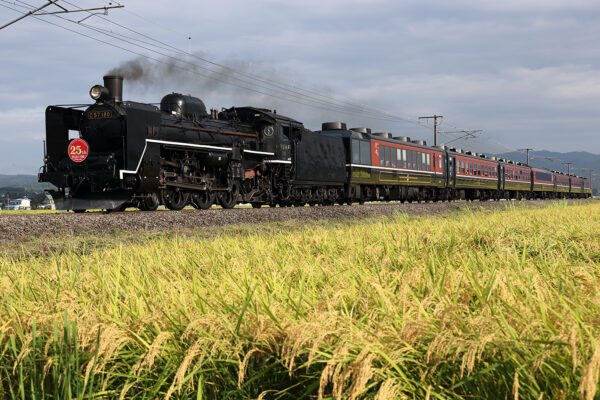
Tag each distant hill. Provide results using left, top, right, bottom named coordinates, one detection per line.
left=0, top=174, right=53, bottom=193
left=497, top=151, right=599, bottom=177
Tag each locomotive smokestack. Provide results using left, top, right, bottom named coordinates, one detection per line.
left=103, top=75, right=123, bottom=103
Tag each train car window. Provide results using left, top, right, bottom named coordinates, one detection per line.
left=392, top=148, right=397, bottom=167
left=351, top=140, right=361, bottom=164
left=426, top=153, right=431, bottom=171
left=536, top=172, right=552, bottom=181
left=360, top=141, right=371, bottom=165
left=396, top=149, right=401, bottom=167
left=421, top=153, right=426, bottom=171
left=417, top=152, right=422, bottom=170
left=385, top=147, right=391, bottom=167
left=402, top=149, right=407, bottom=168
left=380, top=146, right=385, bottom=166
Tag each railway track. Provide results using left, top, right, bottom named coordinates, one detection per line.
left=0, top=199, right=591, bottom=242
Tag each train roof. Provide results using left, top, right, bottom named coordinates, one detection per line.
left=368, top=134, right=437, bottom=151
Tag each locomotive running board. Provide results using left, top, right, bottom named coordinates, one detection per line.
left=119, top=139, right=275, bottom=179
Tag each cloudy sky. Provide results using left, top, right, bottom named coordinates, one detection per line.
left=1, top=0, right=599, bottom=174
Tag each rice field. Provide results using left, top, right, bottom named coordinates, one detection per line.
left=1, top=200, right=600, bottom=399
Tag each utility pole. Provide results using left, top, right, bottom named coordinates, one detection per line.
left=419, top=115, right=443, bottom=146
left=518, top=148, right=533, bottom=165
left=563, top=162, right=572, bottom=176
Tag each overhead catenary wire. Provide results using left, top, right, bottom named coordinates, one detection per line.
left=36, top=0, right=432, bottom=129
left=7, top=0, right=579, bottom=166
left=5, top=0, right=424, bottom=125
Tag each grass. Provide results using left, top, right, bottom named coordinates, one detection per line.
left=1, top=200, right=600, bottom=399
left=0, top=209, right=60, bottom=215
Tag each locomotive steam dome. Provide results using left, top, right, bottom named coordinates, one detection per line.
left=160, top=93, right=209, bottom=120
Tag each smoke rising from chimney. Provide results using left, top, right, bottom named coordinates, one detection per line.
left=106, top=53, right=356, bottom=128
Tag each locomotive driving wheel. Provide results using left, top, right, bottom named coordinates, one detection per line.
left=218, top=182, right=239, bottom=209
left=191, top=191, right=215, bottom=210
left=163, top=189, right=189, bottom=210
left=139, top=193, right=159, bottom=211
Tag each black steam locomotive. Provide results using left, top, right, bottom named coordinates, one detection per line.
left=39, top=76, right=591, bottom=211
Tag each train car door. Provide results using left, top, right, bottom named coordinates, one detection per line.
left=448, top=155, right=456, bottom=188
left=500, top=164, right=505, bottom=191
left=495, top=164, right=501, bottom=191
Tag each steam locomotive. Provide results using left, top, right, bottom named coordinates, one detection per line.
left=38, top=75, right=591, bottom=212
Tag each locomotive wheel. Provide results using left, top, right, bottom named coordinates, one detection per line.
left=139, top=193, right=159, bottom=211
left=191, top=191, right=214, bottom=210
left=218, top=183, right=239, bottom=209
left=163, top=190, right=189, bottom=211
left=219, top=191, right=236, bottom=209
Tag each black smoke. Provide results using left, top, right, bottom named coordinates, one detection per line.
left=106, top=53, right=381, bottom=131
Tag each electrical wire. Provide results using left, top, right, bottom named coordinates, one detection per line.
left=7, top=0, right=425, bottom=124
left=44, top=0, right=433, bottom=128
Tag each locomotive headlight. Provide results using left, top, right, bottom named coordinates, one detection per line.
left=90, top=85, right=108, bottom=101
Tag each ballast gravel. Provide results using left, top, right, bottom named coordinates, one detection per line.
left=0, top=199, right=589, bottom=242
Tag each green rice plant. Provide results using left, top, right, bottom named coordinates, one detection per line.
left=0, top=201, right=599, bottom=399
